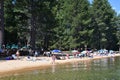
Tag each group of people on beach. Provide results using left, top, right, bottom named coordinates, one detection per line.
left=0, top=46, right=117, bottom=66
left=5, top=50, right=20, bottom=60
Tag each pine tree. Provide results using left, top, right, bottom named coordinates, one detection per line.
left=72, top=0, right=91, bottom=49
left=91, top=0, right=117, bottom=50
left=116, top=14, right=120, bottom=51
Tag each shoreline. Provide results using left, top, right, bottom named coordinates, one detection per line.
left=0, top=54, right=120, bottom=76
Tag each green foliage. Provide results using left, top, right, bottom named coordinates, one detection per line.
left=116, top=14, right=120, bottom=46
left=91, top=0, right=117, bottom=49
left=2, top=0, right=119, bottom=50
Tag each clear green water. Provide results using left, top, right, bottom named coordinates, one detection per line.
left=1, top=56, right=120, bottom=80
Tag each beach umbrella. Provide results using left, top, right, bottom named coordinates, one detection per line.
left=52, top=49, right=61, bottom=53
left=20, top=46, right=29, bottom=51
left=72, top=50, right=78, bottom=53
left=6, top=44, right=11, bottom=49
left=81, top=51, right=87, bottom=54
left=98, top=49, right=104, bottom=54
left=11, top=44, right=18, bottom=49
left=109, top=50, right=114, bottom=54
left=21, top=46, right=29, bottom=49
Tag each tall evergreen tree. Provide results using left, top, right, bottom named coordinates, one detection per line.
left=4, top=0, right=29, bottom=46
left=51, top=0, right=75, bottom=50
left=91, top=0, right=117, bottom=50
left=4, top=0, right=56, bottom=49
left=72, top=0, right=91, bottom=49
left=52, top=0, right=91, bottom=50
left=116, top=14, right=120, bottom=51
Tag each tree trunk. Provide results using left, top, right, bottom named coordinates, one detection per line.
left=30, top=0, right=36, bottom=50
left=0, top=0, right=4, bottom=48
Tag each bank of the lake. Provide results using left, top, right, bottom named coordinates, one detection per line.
left=0, top=53, right=120, bottom=76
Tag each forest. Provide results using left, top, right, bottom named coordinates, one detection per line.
left=1, top=0, right=120, bottom=51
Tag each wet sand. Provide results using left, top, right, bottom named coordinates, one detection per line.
left=0, top=54, right=120, bottom=76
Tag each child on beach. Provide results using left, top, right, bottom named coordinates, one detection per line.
left=51, top=54, right=56, bottom=64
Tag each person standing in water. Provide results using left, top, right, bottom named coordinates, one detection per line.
left=52, top=54, right=56, bottom=64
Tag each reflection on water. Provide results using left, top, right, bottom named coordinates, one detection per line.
left=51, top=65, right=55, bottom=73
left=1, top=56, right=120, bottom=80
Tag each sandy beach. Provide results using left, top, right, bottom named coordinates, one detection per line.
left=0, top=54, right=120, bottom=76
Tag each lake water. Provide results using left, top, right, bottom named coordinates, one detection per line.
left=1, top=56, right=120, bottom=80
